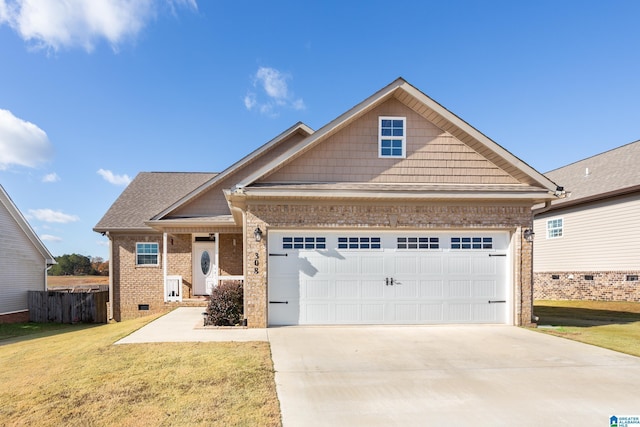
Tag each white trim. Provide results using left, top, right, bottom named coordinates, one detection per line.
left=546, top=217, right=564, bottom=239
left=378, top=116, right=406, bottom=158
left=135, top=242, right=160, bottom=266
left=163, top=233, right=168, bottom=299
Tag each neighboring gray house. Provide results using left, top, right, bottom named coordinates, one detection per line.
left=533, top=140, right=640, bottom=301
left=0, top=184, right=56, bottom=323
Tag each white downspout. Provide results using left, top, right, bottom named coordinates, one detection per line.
left=163, top=232, right=168, bottom=302
left=106, top=231, right=113, bottom=321
left=44, top=264, right=54, bottom=291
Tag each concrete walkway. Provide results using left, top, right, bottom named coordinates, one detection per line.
left=117, top=308, right=640, bottom=426
left=115, top=307, right=268, bottom=343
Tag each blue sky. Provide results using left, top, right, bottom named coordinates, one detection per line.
left=0, top=0, right=638, bottom=261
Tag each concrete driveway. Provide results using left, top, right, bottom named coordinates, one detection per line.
left=268, top=325, right=640, bottom=427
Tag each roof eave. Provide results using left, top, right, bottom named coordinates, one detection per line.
left=534, top=184, right=640, bottom=214
left=239, top=188, right=557, bottom=202
left=150, top=122, right=314, bottom=221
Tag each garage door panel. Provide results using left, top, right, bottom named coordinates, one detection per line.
left=472, top=257, right=498, bottom=275
left=335, top=280, right=359, bottom=298
left=361, top=280, right=384, bottom=298
left=448, top=303, right=472, bottom=322
left=394, top=256, right=418, bottom=274
left=393, top=304, right=418, bottom=322
left=303, top=280, right=330, bottom=299
left=361, top=256, right=385, bottom=275
left=420, top=256, right=444, bottom=274
left=361, top=304, right=384, bottom=322
left=419, top=280, right=444, bottom=298
left=448, top=280, right=471, bottom=298
left=335, top=304, right=359, bottom=322
left=300, top=256, right=330, bottom=277
left=303, top=304, right=329, bottom=323
left=448, top=257, right=471, bottom=274
left=474, top=303, right=499, bottom=322
left=474, top=280, right=497, bottom=298
left=420, top=304, right=444, bottom=322
left=268, top=231, right=509, bottom=326
left=392, top=280, right=418, bottom=298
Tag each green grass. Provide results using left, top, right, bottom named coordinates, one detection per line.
left=534, top=300, right=640, bottom=357
left=0, top=321, right=83, bottom=341
left=0, top=315, right=281, bottom=426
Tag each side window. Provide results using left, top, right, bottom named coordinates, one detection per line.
left=136, top=242, right=159, bottom=266
left=379, top=116, right=406, bottom=158
left=546, top=218, right=563, bottom=239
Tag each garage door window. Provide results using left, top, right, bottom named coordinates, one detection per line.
left=282, top=237, right=326, bottom=250
left=397, top=237, right=439, bottom=249
left=338, top=237, right=381, bottom=249
left=451, top=237, right=493, bottom=250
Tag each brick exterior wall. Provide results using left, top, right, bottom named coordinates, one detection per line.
left=111, top=234, right=166, bottom=321
left=534, top=271, right=640, bottom=301
left=219, top=233, right=243, bottom=276
left=111, top=232, right=244, bottom=321
left=243, top=202, right=535, bottom=327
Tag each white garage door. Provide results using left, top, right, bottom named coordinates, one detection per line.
left=267, top=231, right=510, bottom=326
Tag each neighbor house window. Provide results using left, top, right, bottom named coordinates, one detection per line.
left=379, top=116, right=406, bottom=158
left=136, top=242, right=159, bottom=265
left=546, top=218, right=563, bottom=239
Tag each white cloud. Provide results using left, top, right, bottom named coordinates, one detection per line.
left=245, top=66, right=305, bottom=116
left=0, top=0, right=198, bottom=52
left=28, top=208, right=79, bottom=223
left=0, top=109, right=54, bottom=170
left=97, top=240, right=110, bottom=247
left=41, top=234, right=62, bottom=242
left=42, top=172, right=60, bottom=183
left=97, top=168, right=132, bottom=186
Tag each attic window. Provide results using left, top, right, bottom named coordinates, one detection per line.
left=379, top=116, right=406, bottom=158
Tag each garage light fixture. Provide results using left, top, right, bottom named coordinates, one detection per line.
left=523, top=229, right=535, bottom=242
left=254, top=227, right=263, bottom=242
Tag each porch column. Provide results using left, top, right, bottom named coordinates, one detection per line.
left=163, top=232, right=168, bottom=302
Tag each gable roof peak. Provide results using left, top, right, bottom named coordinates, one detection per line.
left=235, top=78, right=559, bottom=193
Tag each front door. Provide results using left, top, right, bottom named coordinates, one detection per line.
left=193, top=241, right=217, bottom=295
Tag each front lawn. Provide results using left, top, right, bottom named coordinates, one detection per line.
left=0, top=315, right=281, bottom=426
left=534, top=300, right=640, bottom=357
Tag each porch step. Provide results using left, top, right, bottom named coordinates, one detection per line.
left=165, top=298, right=208, bottom=308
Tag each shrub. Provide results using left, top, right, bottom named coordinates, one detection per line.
left=204, top=281, right=244, bottom=326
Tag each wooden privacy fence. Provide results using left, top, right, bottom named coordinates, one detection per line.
left=28, top=290, right=109, bottom=323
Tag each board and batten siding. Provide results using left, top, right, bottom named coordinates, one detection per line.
left=0, top=200, right=47, bottom=314
left=533, top=193, right=640, bottom=271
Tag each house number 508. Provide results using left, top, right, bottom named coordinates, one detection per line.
left=254, top=252, right=259, bottom=274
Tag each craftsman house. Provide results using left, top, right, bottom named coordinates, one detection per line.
left=0, top=184, right=56, bottom=323
left=533, top=140, right=640, bottom=301
left=94, top=78, right=563, bottom=327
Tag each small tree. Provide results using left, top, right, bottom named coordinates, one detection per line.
left=204, top=281, right=244, bottom=326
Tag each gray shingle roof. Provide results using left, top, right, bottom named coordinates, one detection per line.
left=93, top=172, right=216, bottom=232
left=545, top=140, right=640, bottom=207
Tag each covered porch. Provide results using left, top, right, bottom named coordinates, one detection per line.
left=147, top=217, right=245, bottom=305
